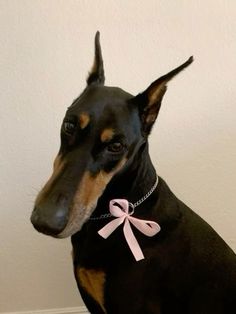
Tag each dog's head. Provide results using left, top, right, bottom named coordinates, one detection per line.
left=31, top=32, right=193, bottom=238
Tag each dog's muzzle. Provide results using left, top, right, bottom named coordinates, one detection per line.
left=31, top=203, right=69, bottom=236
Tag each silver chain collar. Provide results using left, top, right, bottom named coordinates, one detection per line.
left=89, top=176, right=159, bottom=220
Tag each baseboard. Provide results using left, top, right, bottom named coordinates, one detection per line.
left=1, top=306, right=89, bottom=314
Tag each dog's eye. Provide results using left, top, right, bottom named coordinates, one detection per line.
left=107, top=142, right=123, bottom=153
left=63, top=121, right=76, bottom=135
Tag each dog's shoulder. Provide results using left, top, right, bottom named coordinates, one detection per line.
left=156, top=176, right=236, bottom=273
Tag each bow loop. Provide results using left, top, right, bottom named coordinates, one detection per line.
left=98, top=199, right=161, bottom=261
left=129, top=216, right=161, bottom=237
left=109, top=199, right=129, bottom=217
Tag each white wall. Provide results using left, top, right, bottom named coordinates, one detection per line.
left=0, top=0, right=235, bottom=312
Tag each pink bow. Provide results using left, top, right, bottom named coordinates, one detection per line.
left=98, top=199, right=161, bottom=261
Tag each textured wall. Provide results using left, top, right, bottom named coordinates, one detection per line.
left=0, top=0, right=235, bottom=312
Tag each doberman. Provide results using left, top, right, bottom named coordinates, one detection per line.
left=31, top=32, right=236, bottom=313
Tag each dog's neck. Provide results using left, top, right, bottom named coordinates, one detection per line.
left=93, top=142, right=158, bottom=217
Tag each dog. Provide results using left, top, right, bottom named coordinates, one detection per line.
left=31, top=32, right=236, bottom=313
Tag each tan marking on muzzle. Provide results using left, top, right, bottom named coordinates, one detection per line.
left=100, top=128, right=114, bottom=142
left=35, top=154, right=65, bottom=206
left=58, top=157, right=127, bottom=238
left=79, top=113, right=90, bottom=129
left=77, top=267, right=106, bottom=313
left=74, top=171, right=111, bottom=208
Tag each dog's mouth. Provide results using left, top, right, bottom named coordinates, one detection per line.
left=57, top=205, right=96, bottom=238
left=31, top=204, right=96, bottom=239
left=31, top=171, right=109, bottom=238
left=31, top=166, right=126, bottom=238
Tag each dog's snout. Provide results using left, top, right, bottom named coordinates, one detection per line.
left=31, top=204, right=68, bottom=236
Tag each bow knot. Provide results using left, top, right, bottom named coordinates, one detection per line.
left=98, top=199, right=161, bottom=261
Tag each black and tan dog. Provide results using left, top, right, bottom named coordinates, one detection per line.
left=31, top=32, right=236, bottom=313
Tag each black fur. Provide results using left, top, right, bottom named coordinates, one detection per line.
left=31, top=33, right=236, bottom=313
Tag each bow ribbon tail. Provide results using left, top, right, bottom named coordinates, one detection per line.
left=98, top=216, right=125, bottom=239
left=123, top=218, right=144, bottom=261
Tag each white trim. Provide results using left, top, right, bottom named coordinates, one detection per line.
left=1, top=306, right=89, bottom=314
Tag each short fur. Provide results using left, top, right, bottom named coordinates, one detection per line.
left=31, top=32, right=236, bottom=313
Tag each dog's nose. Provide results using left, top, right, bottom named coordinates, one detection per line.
left=31, top=205, right=68, bottom=236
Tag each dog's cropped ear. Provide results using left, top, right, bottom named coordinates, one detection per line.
left=87, top=31, right=105, bottom=85
left=132, top=56, right=193, bottom=135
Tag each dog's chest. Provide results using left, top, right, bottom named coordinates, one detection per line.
left=76, top=265, right=106, bottom=312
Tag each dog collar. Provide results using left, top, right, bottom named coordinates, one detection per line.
left=90, top=176, right=159, bottom=220
left=91, top=176, right=161, bottom=261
